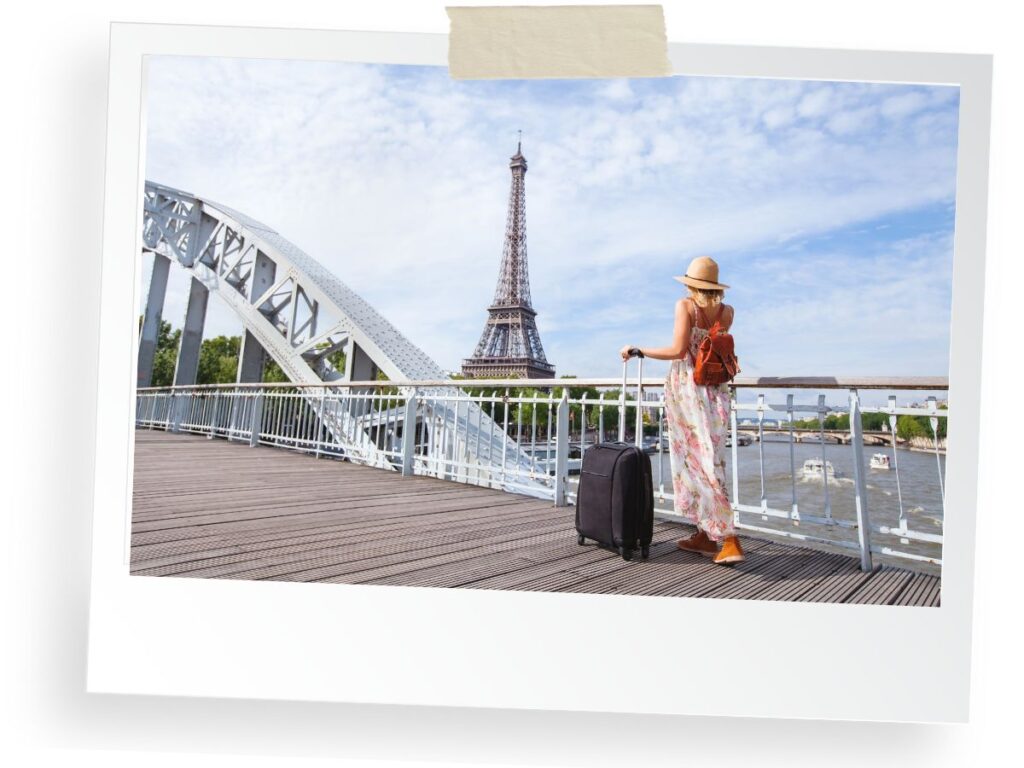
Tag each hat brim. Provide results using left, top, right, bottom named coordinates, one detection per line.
left=673, top=275, right=729, bottom=290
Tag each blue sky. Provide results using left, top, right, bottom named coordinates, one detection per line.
left=143, top=57, right=959, bottom=385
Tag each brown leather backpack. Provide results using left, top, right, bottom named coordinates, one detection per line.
left=692, top=303, right=740, bottom=386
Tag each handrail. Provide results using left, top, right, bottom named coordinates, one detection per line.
left=137, top=375, right=949, bottom=392
left=136, top=378, right=947, bottom=572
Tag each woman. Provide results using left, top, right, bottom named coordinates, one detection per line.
left=619, top=256, right=744, bottom=565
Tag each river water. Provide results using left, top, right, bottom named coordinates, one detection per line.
left=575, top=440, right=945, bottom=573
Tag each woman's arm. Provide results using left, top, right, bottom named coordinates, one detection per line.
left=619, top=299, right=691, bottom=361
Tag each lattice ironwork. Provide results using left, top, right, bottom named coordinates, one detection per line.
left=462, top=142, right=555, bottom=379
left=139, top=181, right=545, bottom=488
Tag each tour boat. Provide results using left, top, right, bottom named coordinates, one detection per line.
left=801, top=458, right=839, bottom=479
left=870, top=453, right=891, bottom=470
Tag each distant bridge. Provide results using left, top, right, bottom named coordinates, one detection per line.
left=735, top=426, right=897, bottom=446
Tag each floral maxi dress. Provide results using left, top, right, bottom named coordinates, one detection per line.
left=663, top=321, right=735, bottom=541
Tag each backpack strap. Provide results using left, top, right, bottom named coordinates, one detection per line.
left=694, top=302, right=724, bottom=330
left=694, top=302, right=708, bottom=329
left=711, top=302, right=725, bottom=329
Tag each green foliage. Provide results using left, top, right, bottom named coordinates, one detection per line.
left=196, top=335, right=241, bottom=385
left=512, top=387, right=556, bottom=430
left=322, top=346, right=346, bottom=377
left=861, top=412, right=889, bottom=431
left=150, top=320, right=180, bottom=387
left=558, top=375, right=602, bottom=433
left=896, top=413, right=947, bottom=440
left=896, top=414, right=929, bottom=440
left=263, top=356, right=289, bottom=383
left=789, top=409, right=945, bottom=441
left=375, top=367, right=398, bottom=396
left=823, top=413, right=850, bottom=430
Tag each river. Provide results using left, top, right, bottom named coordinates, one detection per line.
left=572, top=440, right=945, bottom=573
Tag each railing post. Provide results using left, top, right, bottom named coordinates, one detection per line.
left=401, top=390, right=419, bottom=476
left=315, top=389, right=327, bottom=459
left=729, top=393, right=739, bottom=515
left=249, top=392, right=264, bottom=447
left=170, top=392, right=184, bottom=433
left=554, top=388, right=570, bottom=506
left=756, top=392, right=767, bottom=517
left=227, top=388, right=240, bottom=442
left=208, top=390, right=219, bottom=439
left=848, top=388, right=873, bottom=571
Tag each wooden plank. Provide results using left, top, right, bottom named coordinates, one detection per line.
left=132, top=503, right=560, bottom=572
left=797, top=560, right=876, bottom=604
left=892, top=573, right=942, bottom=607
left=132, top=495, right=553, bottom=561
left=130, top=486, right=533, bottom=546
left=129, top=430, right=942, bottom=606
left=635, top=539, right=797, bottom=600
left=845, top=566, right=916, bottom=605
left=558, top=536, right=775, bottom=597
left=133, top=507, right=567, bottom=579
left=418, top=525, right=683, bottom=592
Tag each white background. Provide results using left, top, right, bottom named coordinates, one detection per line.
left=3, top=1, right=1020, bottom=766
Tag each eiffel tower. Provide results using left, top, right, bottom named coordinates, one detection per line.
left=461, top=138, right=556, bottom=379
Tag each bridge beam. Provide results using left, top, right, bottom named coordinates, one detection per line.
left=345, top=341, right=380, bottom=419
left=237, top=250, right=277, bottom=383
left=173, top=276, right=209, bottom=386
left=138, top=253, right=170, bottom=388
left=237, top=331, right=266, bottom=383
left=345, top=341, right=379, bottom=382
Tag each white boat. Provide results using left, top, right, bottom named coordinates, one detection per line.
left=870, top=453, right=891, bottom=470
left=801, top=458, right=840, bottom=479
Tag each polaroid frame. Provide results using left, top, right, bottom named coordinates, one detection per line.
left=89, top=22, right=991, bottom=722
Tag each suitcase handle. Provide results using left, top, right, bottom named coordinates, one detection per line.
left=618, top=355, right=644, bottom=446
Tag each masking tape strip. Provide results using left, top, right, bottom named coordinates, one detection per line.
left=446, top=5, right=671, bottom=79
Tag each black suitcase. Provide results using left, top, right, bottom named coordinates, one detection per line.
left=574, top=358, right=655, bottom=561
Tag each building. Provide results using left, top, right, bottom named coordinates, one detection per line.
left=461, top=139, right=555, bottom=379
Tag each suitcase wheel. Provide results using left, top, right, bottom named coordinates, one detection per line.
left=641, top=545, right=650, bottom=560
left=577, top=534, right=586, bottom=546
left=620, top=546, right=634, bottom=562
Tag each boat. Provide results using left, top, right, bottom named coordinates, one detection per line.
left=801, top=458, right=840, bottom=479
left=869, top=453, right=891, bottom=470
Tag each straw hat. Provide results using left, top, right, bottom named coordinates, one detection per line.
left=673, top=255, right=729, bottom=290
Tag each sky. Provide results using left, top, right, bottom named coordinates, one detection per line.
left=142, top=56, right=960, bottom=388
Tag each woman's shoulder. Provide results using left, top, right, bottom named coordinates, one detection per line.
left=721, top=303, right=735, bottom=327
left=676, top=296, right=694, bottom=314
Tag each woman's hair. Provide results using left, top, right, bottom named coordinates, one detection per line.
left=687, top=286, right=724, bottom=308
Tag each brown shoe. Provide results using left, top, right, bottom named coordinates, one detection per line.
left=677, top=530, right=718, bottom=557
left=713, top=536, right=745, bottom=565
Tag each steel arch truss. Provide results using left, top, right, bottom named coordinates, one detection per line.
left=141, top=181, right=541, bottom=485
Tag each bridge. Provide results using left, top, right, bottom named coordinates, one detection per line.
left=134, top=183, right=947, bottom=604
left=735, top=426, right=896, bottom=446
left=140, top=181, right=541, bottom=491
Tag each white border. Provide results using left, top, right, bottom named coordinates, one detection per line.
left=88, top=23, right=991, bottom=722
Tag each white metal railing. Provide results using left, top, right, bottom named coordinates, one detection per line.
left=136, top=376, right=948, bottom=571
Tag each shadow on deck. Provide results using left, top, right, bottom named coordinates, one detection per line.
left=130, top=430, right=940, bottom=606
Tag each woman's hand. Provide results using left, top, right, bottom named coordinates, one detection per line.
left=619, top=344, right=635, bottom=361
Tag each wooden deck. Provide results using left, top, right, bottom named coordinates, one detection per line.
left=130, top=430, right=941, bottom=606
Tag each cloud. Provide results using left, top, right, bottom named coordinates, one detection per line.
left=143, top=59, right=959, bottom=382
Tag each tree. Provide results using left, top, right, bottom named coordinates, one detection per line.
left=861, top=412, right=889, bottom=431
left=557, top=375, right=601, bottom=434
left=896, top=414, right=928, bottom=440
left=263, top=357, right=289, bottom=383
left=196, top=335, right=241, bottom=385
left=150, top=320, right=180, bottom=387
